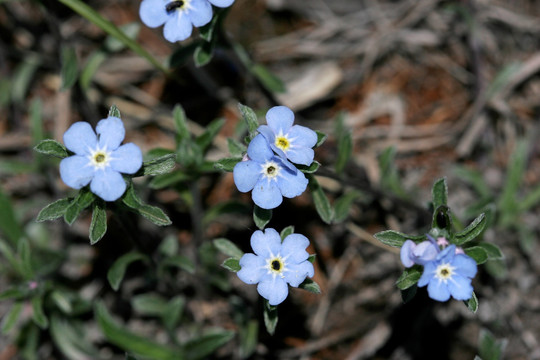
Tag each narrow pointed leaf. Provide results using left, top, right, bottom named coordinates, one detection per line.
left=36, top=198, right=71, bottom=222
left=213, top=238, right=244, bottom=259
left=89, top=201, right=107, bottom=245
left=455, top=213, right=486, bottom=245
left=107, top=252, right=146, bottom=291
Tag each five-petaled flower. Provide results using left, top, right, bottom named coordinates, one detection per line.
left=233, top=134, right=308, bottom=209
left=417, top=244, right=477, bottom=302
left=257, top=106, right=318, bottom=166
left=237, top=228, right=315, bottom=305
left=60, top=117, right=143, bottom=202
left=400, top=239, right=438, bottom=268
left=139, top=0, right=235, bottom=43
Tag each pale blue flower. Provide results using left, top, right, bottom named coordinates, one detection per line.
left=257, top=106, right=318, bottom=166
left=60, top=117, right=142, bottom=201
left=233, top=134, right=308, bottom=209
left=418, top=245, right=477, bottom=301
left=237, top=228, right=315, bottom=305
left=400, top=239, right=438, bottom=268
left=139, top=0, right=234, bottom=43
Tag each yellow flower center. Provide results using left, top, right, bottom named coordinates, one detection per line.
left=166, top=0, right=188, bottom=13
left=267, top=256, right=286, bottom=277
left=275, top=136, right=290, bottom=151
left=435, top=263, right=454, bottom=282
left=262, top=161, right=280, bottom=179
left=89, top=148, right=111, bottom=169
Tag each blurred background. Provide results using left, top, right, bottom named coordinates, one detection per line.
left=0, top=0, right=539, bottom=359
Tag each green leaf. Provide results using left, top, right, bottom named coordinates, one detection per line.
left=183, top=329, right=235, bottom=360
left=0, top=188, right=24, bottom=245
left=60, top=46, right=78, bottom=90
left=1, top=301, right=23, bottom=334
left=477, top=243, right=504, bottom=260
left=297, top=161, right=320, bottom=174
left=150, top=170, right=190, bottom=189
left=36, top=198, right=71, bottom=222
left=464, top=246, right=488, bottom=265
left=298, top=278, right=321, bottom=294
left=50, top=291, right=73, bottom=314
left=432, top=205, right=453, bottom=232
left=173, top=104, right=190, bottom=141
left=104, top=22, right=141, bottom=52
left=95, top=303, right=182, bottom=360
left=432, top=178, right=448, bottom=209
left=309, top=176, right=334, bottom=224
left=193, top=40, right=215, bottom=67
left=374, top=231, right=425, bottom=248
left=239, top=320, right=258, bottom=359
left=162, top=255, right=195, bottom=274
left=238, top=103, right=259, bottom=138
left=31, top=296, right=48, bottom=329
left=132, top=293, right=167, bottom=317
left=455, top=213, right=486, bottom=245
left=396, top=267, right=422, bottom=290
left=227, top=138, right=246, bottom=157
left=220, top=258, right=240, bottom=272
left=213, top=238, right=244, bottom=259
left=263, top=301, right=278, bottom=335
left=214, top=157, right=242, bottom=172
left=400, top=284, right=417, bottom=303
left=335, top=128, right=352, bottom=174
left=64, top=188, right=95, bottom=225
left=315, top=131, right=327, bottom=147
left=195, top=118, right=225, bottom=153
left=18, top=237, right=33, bottom=280
left=251, top=64, right=286, bottom=93
left=198, top=8, right=226, bottom=42
left=80, top=50, right=106, bottom=91
left=333, top=190, right=362, bottom=223
left=280, top=226, right=295, bottom=240
left=107, top=252, right=146, bottom=291
left=0, top=287, right=26, bottom=301
left=122, top=185, right=172, bottom=226
left=464, top=291, right=478, bottom=313
left=108, top=104, right=121, bottom=118
left=253, top=205, right=272, bottom=230
left=89, top=201, right=107, bottom=245
left=158, top=235, right=179, bottom=257
left=58, top=0, right=168, bottom=73
left=139, top=153, right=177, bottom=176
left=163, top=296, right=185, bottom=331
left=478, top=328, right=506, bottom=360
left=50, top=316, right=101, bottom=359
left=12, top=54, right=40, bottom=104
left=33, top=139, right=68, bottom=158
left=169, top=42, right=200, bottom=68
left=307, top=254, right=316, bottom=263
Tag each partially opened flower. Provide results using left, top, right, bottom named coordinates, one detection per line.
left=418, top=245, right=477, bottom=301
left=233, top=134, right=308, bottom=209
left=237, top=228, right=315, bottom=305
left=257, top=106, right=318, bottom=166
left=400, top=239, right=439, bottom=268
left=139, top=0, right=234, bottom=43
left=60, top=117, right=142, bottom=202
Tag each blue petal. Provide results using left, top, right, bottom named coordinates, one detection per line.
left=233, top=160, right=260, bottom=192
left=208, top=0, right=234, bottom=7
left=418, top=261, right=436, bottom=287
left=447, top=274, right=474, bottom=300
left=413, top=241, right=438, bottom=265
left=139, top=0, right=168, bottom=28
left=251, top=228, right=281, bottom=258
left=96, top=117, right=125, bottom=151
left=252, top=179, right=282, bottom=209
left=276, top=166, right=308, bottom=198
left=63, top=122, right=97, bottom=155
left=60, top=156, right=95, bottom=189
left=452, top=254, right=477, bottom=279
left=400, top=240, right=415, bottom=268
left=237, top=254, right=266, bottom=284
left=164, top=11, right=193, bottom=42
left=288, top=125, right=317, bottom=148
left=257, top=276, right=288, bottom=305
left=109, top=143, right=143, bottom=174
left=266, top=106, right=294, bottom=135
left=90, top=168, right=126, bottom=201
left=257, top=125, right=276, bottom=146
left=281, top=234, right=310, bottom=263
left=284, top=261, right=314, bottom=287
left=187, top=0, right=213, bottom=27
left=247, top=134, right=273, bottom=162
left=285, top=146, right=314, bottom=166
left=427, top=279, right=451, bottom=301
left=437, top=244, right=455, bottom=262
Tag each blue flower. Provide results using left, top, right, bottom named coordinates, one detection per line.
left=237, top=228, right=315, bottom=305
left=257, top=106, right=318, bottom=166
left=400, top=239, right=438, bottom=268
left=139, top=0, right=234, bottom=43
left=59, top=117, right=143, bottom=202
left=417, top=245, right=477, bottom=301
left=233, top=134, right=308, bottom=209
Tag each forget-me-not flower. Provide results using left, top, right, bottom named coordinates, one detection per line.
left=139, top=0, right=235, bottom=43
left=237, top=228, right=315, bottom=305
left=417, top=244, right=477, bottom=301
left=233, top=134, right=308, bottom=209
left=60, top=117, right=142, bottom=202
left=400, top=239, right=438, bottom=268
left=257, top=106, right=318, bottom=166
